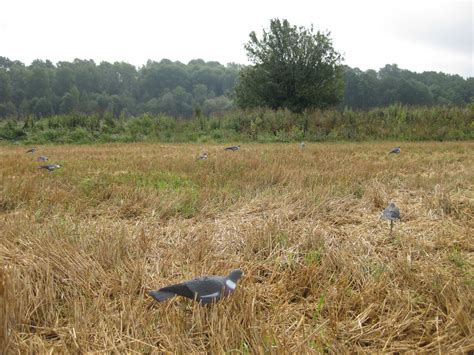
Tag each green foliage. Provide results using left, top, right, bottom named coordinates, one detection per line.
left=0, top=55, right=471, bottom=121
left=236, top=18, right=344, bottom=112
left=0, top=119, right=26, bottom=140
left=32, top=97, right=53, bottom=118
left=344, top=64, right=474, bottom=109
left=0, top=57, right=241, bottom=120
left=0, top=102, right=16, bottom=118
left=305, top=250, right=322, bottom=265
left=312, top=295, right=325, bottom=319
left=1, top=105, right=471, bottom=144
left=448, top=249, right=465, bottom=269
left=0, top=70, right=12, bottom=102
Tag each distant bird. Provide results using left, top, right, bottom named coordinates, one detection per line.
left=224, top=145, right=240, bottom=152
left=389, top=146, right=401, bottom=154
left=149, top=269, right=243, bottom=304
left=26, top=147, right=36, bottom=154
left=197, top=152, right=208, bottom=161
left=300, top=142, right=305, bottom=149
left=381, top=202, right=401, bottom=235
left=37, top=155, right=48, bottom=162
left=38, top=164, right=62, bottom=172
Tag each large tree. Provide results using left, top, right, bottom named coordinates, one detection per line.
left=236, top=18, right=344, bottom=112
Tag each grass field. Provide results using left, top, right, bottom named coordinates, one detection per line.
left=1, top=142, right=473, bottom=353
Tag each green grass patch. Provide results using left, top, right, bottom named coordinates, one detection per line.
left=448, top=249, right=465, bottom=269
left=305, top=250, right=323, bottom=265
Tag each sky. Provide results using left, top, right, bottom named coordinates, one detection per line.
left=1, top=0, right=472, bottom=77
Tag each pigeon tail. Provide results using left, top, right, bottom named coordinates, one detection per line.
left=149, top=290, right=177, bottom=302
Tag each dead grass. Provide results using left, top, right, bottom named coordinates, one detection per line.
left=0, top=141, right=473, bottom=353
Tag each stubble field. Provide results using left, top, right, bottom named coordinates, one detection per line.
left=1, top=141, right=473, bottom=353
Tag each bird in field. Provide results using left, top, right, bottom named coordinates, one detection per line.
left=224, top=145, right=240, bottom=152
left=38, top=164, right=62, bottom=172
left=149, top=269, right=243, bottom=304
left=300, top=142, right=305, bottom=149
left=381, top=202, right=401, bottom=235
left=197, top=152, right=208, bottom=161
left=389, top=146, right=401, bottom=154
left=26, top=147, right=36, bottom=153
left=37, top=155, right=48, bottom=162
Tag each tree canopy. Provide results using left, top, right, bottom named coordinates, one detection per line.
left=343, top=64, right=473, bottom=109
left=0, top=57, right=240, bottom=119
left=0, top=52, right=471, bottom=120
left=236, top=18, right=344, bottom=112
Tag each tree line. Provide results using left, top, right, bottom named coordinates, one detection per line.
left=344, top=64, right=473, bottom=109
left=0, top=58, right=471, bottom=120
left=0, top=57, right=240, bottom=119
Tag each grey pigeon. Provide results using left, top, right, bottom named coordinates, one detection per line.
left=39, top=164, right=62, bottom=172
left=389, top=146, right=401, bottom=154
left=149, top=269, right=243, bottom=304
left=300, top=142, right=305, bottom=149
left=37, top=155, right=48, bottom=162
left=197, top=152, right=208, bottom=161
left=224, top=145, right=240, bottom=152
left=26, top=147, right=36, bottom=154
left=381, top=202, right=401, bottom=234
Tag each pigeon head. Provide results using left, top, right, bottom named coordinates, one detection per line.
left=227, top=269, right=243, bottom=282
left=223, top=269, right=243, bottom=295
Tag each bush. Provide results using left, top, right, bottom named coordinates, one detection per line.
left=0, top=105, right=472, bottom=144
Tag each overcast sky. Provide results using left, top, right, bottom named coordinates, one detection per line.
left=1, top=0, right=472, bottom=77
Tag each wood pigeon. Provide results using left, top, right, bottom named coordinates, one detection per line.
left=37, top=155, right=48, bottom=162
left=389, top=146, right=401, bottom=154
left=300, top=142, right=305, bottom=149
left=39, top=164, right=62, bottom=171
left=197, top=152, right=208, bottom=160
left=224, top=145, right=240, bottom=152
left=149, top=269, right=243, bottom=304
left=381, top=202, right=401, bottom=234
left=26, top=147, right=36, bottom=154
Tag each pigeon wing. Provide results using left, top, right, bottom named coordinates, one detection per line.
left=149, top=290, right=177, bottom=302
left=382, top=206, right=400, bottom=220
left=186, top=276, right=225, bottom=303
left=390, top=207, right=401, bottom=220
left=156, top=282, right=195, bottom=300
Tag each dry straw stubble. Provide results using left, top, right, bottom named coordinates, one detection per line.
left=0, top=141, right=473, bottom=353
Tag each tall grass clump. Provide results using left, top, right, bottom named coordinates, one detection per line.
left=0, top=104, right=472, bottom=144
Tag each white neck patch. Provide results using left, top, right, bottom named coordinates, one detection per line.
left=225, top=279, right=237, bottom=290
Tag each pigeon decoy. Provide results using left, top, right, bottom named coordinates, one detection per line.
left=26, top=147, right=36, bottom=154
left=37, top=155, right=48, bottom=162
left=224, top=145, right=240, bottom=152
left=38, top=164, right=62, bottom=172
left=300, top=142, right=305, bottom=149
left=381, top=202, right=401, bottom=235
left=197, top=152, right=208, bottom=161
left=389, top=146, right=401, bottom=154
left=149, top=269, right=243, bottom=304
